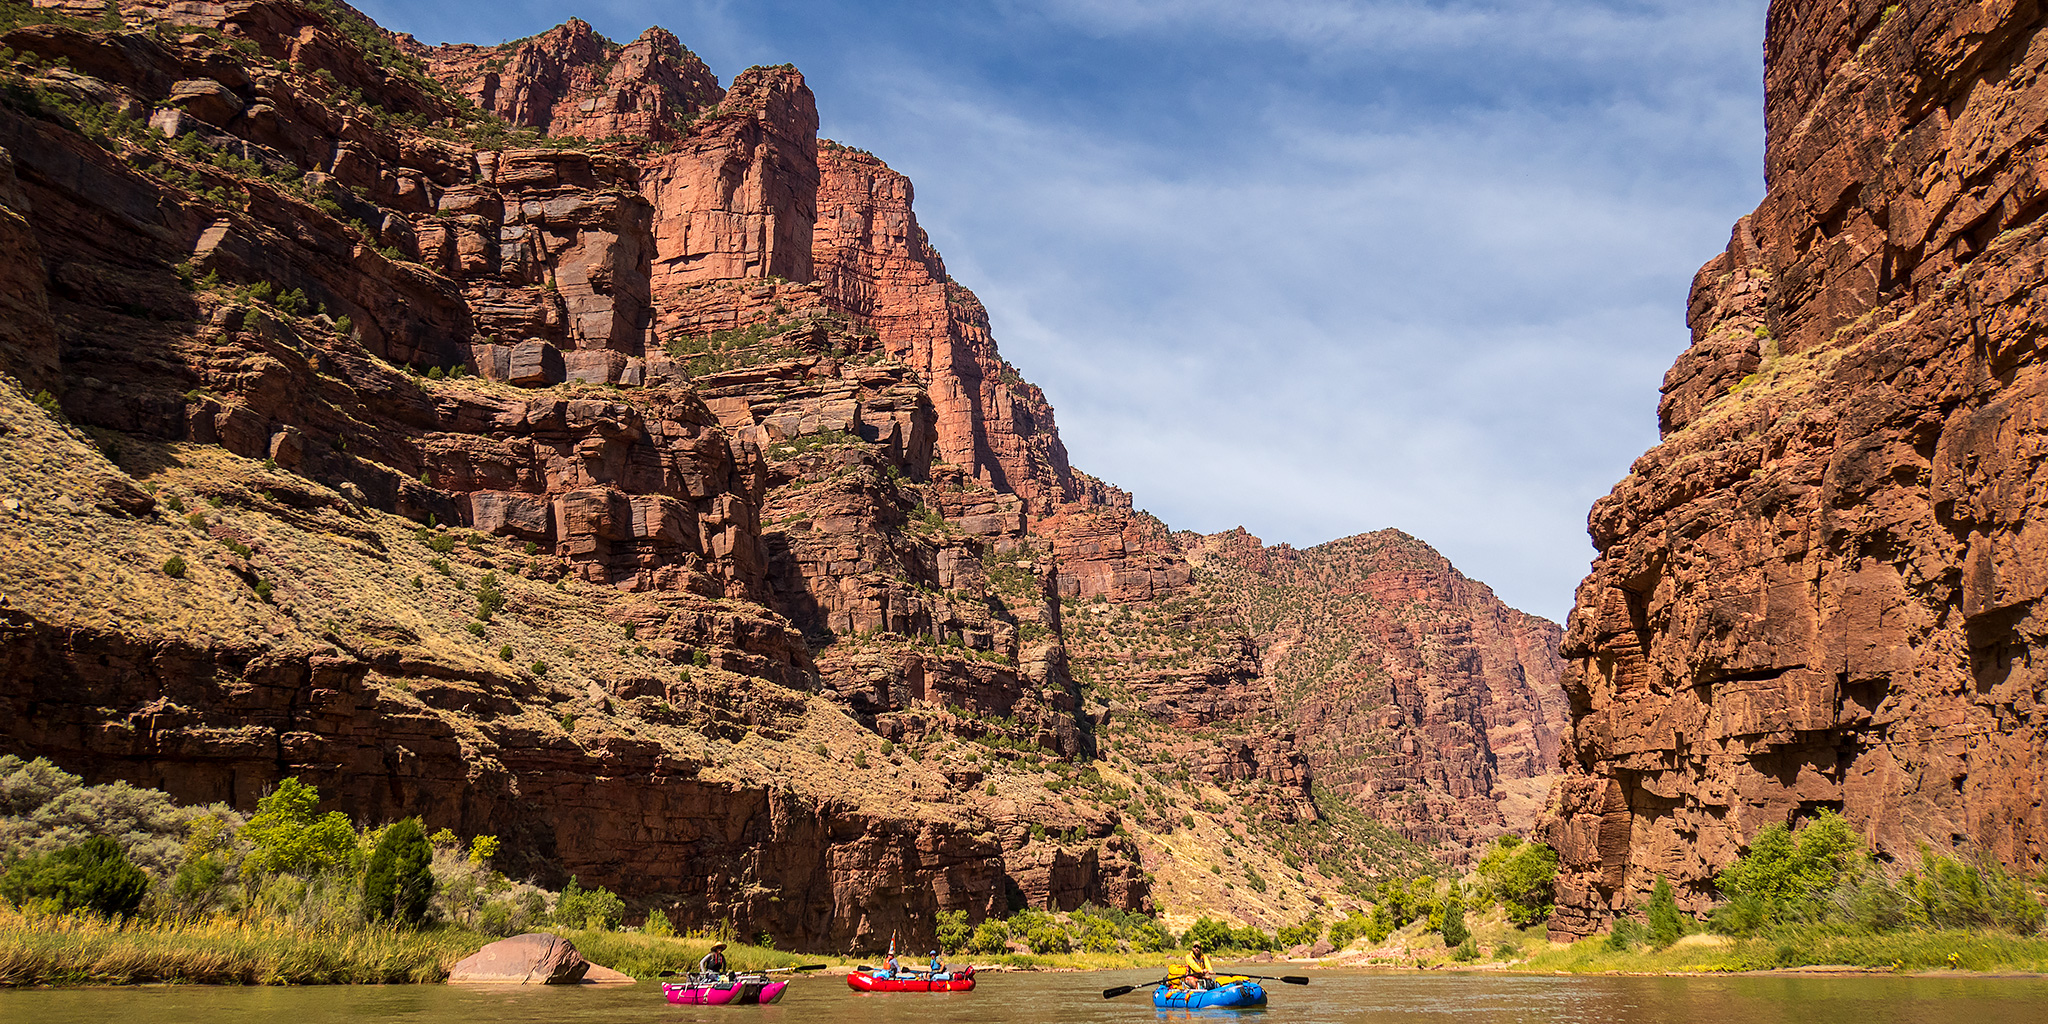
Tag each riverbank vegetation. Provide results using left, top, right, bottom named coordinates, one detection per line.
left=1521, top=812, right=2048, bottom=974
left=0, top=757, right=817, bottom=985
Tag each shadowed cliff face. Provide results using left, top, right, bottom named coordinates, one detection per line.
left=1549, top=0, right=2048, bottom=938
left=0, top=0, right=1567, bottom=943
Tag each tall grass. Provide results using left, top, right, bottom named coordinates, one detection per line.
left=0, top=906, right=479, bottom=985
left=0, top=907, right=864, bottom=986
left=1520, top=926, right=2048, bottom=974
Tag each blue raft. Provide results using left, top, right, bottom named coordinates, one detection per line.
left=1152, top=979, right=1267, bottom=1009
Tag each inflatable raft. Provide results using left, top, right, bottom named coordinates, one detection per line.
left=1152, top=977, right=1266, bottom=1009
left=663, top=973, right=789, bottom=1005
left=847, top=966, right=977, bottom=992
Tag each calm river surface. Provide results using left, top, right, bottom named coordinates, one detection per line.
left=9, top=968, right=2048, bottom=1024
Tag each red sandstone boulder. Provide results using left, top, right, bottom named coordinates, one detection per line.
left=447, top=933, right=592, bottom=984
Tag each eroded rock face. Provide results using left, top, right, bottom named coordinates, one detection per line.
left=814, top=147, right=1088, bottom=515
left=1190, top=529, right=1570, bottom=855
left=642, top=67, right=818, bottom=294
left=421, top=20, right=722, bottom=147
left=1548, top=0, right=2048, bottom=937
left=0, top=146, right=58, bottom=394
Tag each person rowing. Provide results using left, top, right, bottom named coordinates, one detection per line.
left=1183, top=943, right=1217, bottom=990
left=926, top=949, right=951, bottom=980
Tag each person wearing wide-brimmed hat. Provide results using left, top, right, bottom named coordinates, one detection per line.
left=699, top=941, right=730, bottom=978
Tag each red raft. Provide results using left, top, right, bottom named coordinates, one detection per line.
left=846, top=966, right=976, bottom=992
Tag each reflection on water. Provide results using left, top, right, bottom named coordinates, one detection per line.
left=7, top=968, right=2048, bottom=1024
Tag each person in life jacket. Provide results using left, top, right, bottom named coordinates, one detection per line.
left=927, top=949, right=949, bottom=980
left=699, top=942, right=729, bottom=980
left=1183, top=944, right=1217, bottom=989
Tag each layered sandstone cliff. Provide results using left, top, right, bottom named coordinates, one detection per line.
left=0, top=0, right=1569, bottom=943
left=1549, top=0, right=2048, bottom=937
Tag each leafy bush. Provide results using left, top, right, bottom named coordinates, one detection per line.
left=1275, top=917, right=1320, bottom=948
left=0, top=836, right=149, bottom=918
left=1475, top=834, right=1558, bottom=927
left=643, top=908, right=674, bottom=936
left=1366, top=903, right=1393, bottom=942
left=1024, top=922, right=1071, bottom=954
left=162, top=556, right=187, bottom=578
left=967, top=919, right=1010, bottom=954
left=935, top=909, right=973, bottom=953
left=240, top=777, right=357, bottom=875
left=1440, top=895, right=1468, bottom=948
left=1327, top=909, right=1371, bottom=949
left=1183, top=916, right=1233, bottom=951
left=553, top=876, right=624, bottom=930
left=1645, top=875, right=1684, bottom=948
left=1605, top=915, right=1643, bottom=951
left=362, top=818, right=433, bottom=927
left=0, top=754, right=214, bottom=877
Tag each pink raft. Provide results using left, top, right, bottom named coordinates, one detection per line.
left=663, top=973, right=789, bottom=1005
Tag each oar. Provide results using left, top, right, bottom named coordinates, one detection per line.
left=762, top=964, right=829, bottom=973
left=1226, top=972, right=1310, bottom=985
left=1103, top=977, right=1172, bottom=998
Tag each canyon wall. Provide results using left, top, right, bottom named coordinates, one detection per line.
left=0, top=0, right=1567, bottom=943
left=1549, top=0, right=2048, bottom=937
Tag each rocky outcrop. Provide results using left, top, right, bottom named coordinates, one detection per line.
left=1549, top=0, right=2048, bottom=937
left=642, top=67, right=818, bottom=297
left=1189, top=529, right=1570, bottom=856
left=422, top=21, right=722, bottom=147
left=0, top=146, right=58, bottom=394
left=813, top=147, right=1090, bottom=515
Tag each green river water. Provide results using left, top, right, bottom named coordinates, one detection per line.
left=7, top=969, right=2048, bottom=1024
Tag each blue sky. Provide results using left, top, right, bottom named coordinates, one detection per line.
left=358, top=0, right=1770, bottom=623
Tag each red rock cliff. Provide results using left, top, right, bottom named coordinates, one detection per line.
left=1550, top=0, right=2048, bottom=937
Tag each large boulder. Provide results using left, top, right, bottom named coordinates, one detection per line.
left=447, top=933, right=592, bottom=984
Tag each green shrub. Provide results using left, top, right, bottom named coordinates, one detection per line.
left=1646, top=875, right=1684, bottom=948
left=967, top=919, right=1011, bottom=954
left=1475, top=834, right=1558, bottom=927
left=644, top=908, right=674, bottom=936
left=552, top=876, right=624, bottom=930
left=362, top=817, right=433, bottom=927
left=1604, top=916, right=1643, bottom=951
left=162, top=556, right=187, bottom=578
left=1183, top=916, right=1233, bottom=951
left=0, top=836, right=149, bottom=918
left=240, top=777, right=357, bottom=875
left=1440, top=895, right=1468, bottom=949
left=935, top=909, right=973, bottom=953
left=1366, top=903, right=1393, bottom=942
left=474, top=573, right=504, bottom=620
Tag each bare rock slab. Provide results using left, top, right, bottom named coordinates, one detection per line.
left=447, top=932, right=592, bottom=984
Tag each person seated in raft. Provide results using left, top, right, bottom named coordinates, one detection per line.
left=1183, top=944, right=1217, bottom=990
left=879, top=951, right=901, bottom=979
left=927, top=949, right=950, bottom=980
left=699, top=942, right=730, bottom=981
